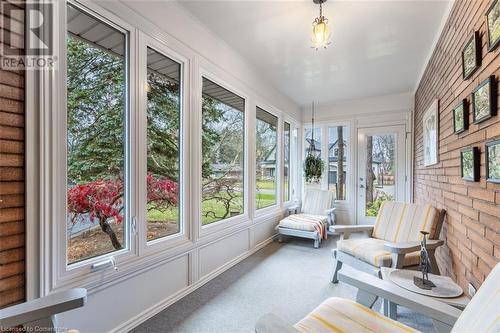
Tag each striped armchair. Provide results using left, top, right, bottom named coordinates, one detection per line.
left=331, top=202, right=445, bottom=283
left=277, top=189, right=335, bottom=248
left=256, top=262, right=500, bottom=333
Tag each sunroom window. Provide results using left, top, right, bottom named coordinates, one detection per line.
left=255, top=107, right=278, bottom=210
left=145, top=47, right=182, bottom=241
left=201, top=78, right=245, bottom=225
left=304, top=127, right=321, bottom=191
left=283, top=122, right=291, bottom=202
left=328, top=126, right=348, bottom=200
left=66, top=4, right=128, bottom=265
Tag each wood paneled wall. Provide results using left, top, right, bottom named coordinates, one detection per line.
left=0, top=0, right=25, bottom=308
left=414, top=0, right=499, bottom=291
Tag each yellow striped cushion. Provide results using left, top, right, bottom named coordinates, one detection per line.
left=337, top=238, right=420, bottom=268
left=372, top=202, right=440, bottom=242
left=452, top=263, right=500, bottom=333
left=294, top=297, right=419, bottom=333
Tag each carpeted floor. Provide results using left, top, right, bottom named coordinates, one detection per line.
left=131, top=236, right=436, bottom=333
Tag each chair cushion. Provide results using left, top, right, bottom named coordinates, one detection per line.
left=337, top=238, right=420, bottom=268
left=279, top=214, right=328, bottom=240
left=372, top=202, right=441, bottom=242
left=451, top=262, right=500, bottom=333
left=302, top=189, right=334, bottom=216
left=294, top=297, right=419, bottom=333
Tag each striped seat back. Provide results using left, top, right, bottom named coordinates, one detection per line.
left=302, top=189, right=334, bottom=216
left=452, top=262, right=500, bottom=333
left=372, top=202, right=441, bottom=242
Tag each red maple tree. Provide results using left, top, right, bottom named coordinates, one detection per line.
left=67, top=174, right=178, bottom=249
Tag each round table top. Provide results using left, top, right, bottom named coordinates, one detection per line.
left=389, top=269, right=464, bottom=298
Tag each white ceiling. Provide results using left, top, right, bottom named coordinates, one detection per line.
left=178, top=0, right=451, bottom=106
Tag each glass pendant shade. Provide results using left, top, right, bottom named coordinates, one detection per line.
left=312, top=19, right=330, bottom=49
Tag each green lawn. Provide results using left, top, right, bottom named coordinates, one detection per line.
left=256, top=180, right=275, bottom=190
left=147, top=198, right=244, bottom=226
left=256, top=192, right=276, bottom=209
left=201, top=194, right=244, bottom=225
left=147, top=185, right=278, bottom=225
left=256, top=179, right=277, bottom=209
left=147, top=207, right=179, bottom=222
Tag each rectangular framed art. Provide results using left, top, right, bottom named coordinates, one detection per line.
left=472, top=76, right=497, bottom=124
left=460, top=147, right=480, bottom=182
left=423, top=100, right=439, bottom=166
left=486, top=140, right=500, bottom=183
left=486, top=0, right=500, bottom=51
left=452, top=99, right=468, bottom=134
left=462, top=31, right=481, bottom=79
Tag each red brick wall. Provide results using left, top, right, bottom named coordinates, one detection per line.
left=414, top=0, right=499, bottom=291
left=0, top=0, right=25, bottom=308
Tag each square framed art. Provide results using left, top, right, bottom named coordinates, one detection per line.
left=460, top=147, right=480, bottom=182
left=472, top=76, right=497, bottom=124
left=453, top=99, right=468, bottom=134
left=462, top=31, right=481, bottom=79
left=486, top=0, right=500, bottom=51
left=486, top=140, right=500, bottom=183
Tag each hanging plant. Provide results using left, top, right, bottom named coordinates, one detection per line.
left=303, top=101, right=324, bottom=183
left=304, top=153, right=324, bottom=183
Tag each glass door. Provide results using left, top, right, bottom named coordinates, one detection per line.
left=357, top=126, right=407, bottom=224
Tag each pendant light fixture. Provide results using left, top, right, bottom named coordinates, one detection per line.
left=311, top=0, right=331, bottom=50
left=309, top=101, right=316, bottom=154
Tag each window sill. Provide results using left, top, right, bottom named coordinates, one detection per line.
left=199, top=213, right=251, bottom=238
left=254, top=204, right=281, bottom=218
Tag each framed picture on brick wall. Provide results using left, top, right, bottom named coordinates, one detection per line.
left=486, top=0, right=500, bottom=51
left=462, top=31, right=481, bottom=79
left=486, top=140, right=500, bottom=183
left=453, top=99, right=468, bottom=134
left=472, top=76, right=497, bottom=124
left=460, top=147, right=480, bottom=181
left=423, top=100, right=439, bottom=166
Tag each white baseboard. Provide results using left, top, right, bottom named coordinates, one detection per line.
left=110, top=235, right=277, bottom=333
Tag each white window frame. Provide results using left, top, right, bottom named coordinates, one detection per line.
left=198, top=70, right=250, bottom=238
left=48, top=0, right=138, bottom=290
left=137, top=32, right=193, bottom=256
left=287, top=121, right=303, bottom=206
left=302, top=121, right=351, bottom=207
left=282, top=120, right=292, bottom=204
left=254, top=104, right=280, bottom=214
left=30, top=0, right=304, bottom=296
left=326, top=123, right=351, bottom=203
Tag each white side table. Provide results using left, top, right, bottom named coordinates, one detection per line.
left=380, top=267, right=470, bottom=330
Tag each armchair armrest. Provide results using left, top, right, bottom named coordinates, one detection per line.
left=330, top=225, right=374, bottom=233
left=0, top=288, right=87, bottom=328
left=384, top=239, right=444, bottom=254
left=324, top=207, right=336, bottom=215
left=329, top=225, right=374, bottom=239
left=255, top=314, right=299, bottom=333
left=338, top=270, right=461, bottom=327
left=287, top=205, right=300, bottom=215
left=325, top=207, right=336, bottom=225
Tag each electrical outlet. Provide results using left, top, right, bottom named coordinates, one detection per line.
left=468, top=283, right=476, bottom=297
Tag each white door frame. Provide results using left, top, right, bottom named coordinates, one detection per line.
left=357, top=125, right=407, bottom=224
